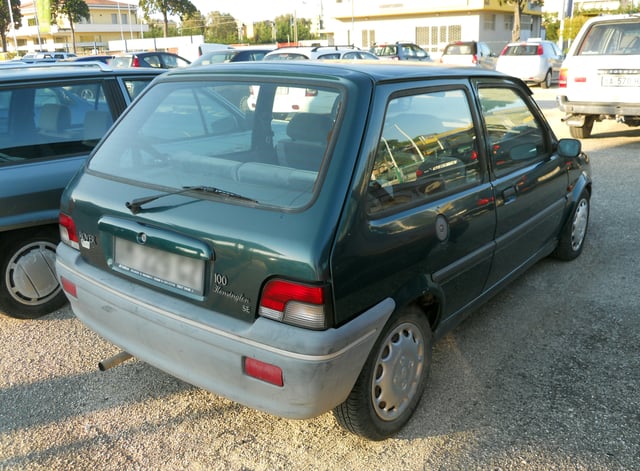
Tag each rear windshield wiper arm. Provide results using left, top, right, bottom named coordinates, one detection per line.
left=126, top=185, right=257, bottom=214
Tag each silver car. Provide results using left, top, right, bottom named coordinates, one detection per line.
left=495, top=39, right=563, bottom=89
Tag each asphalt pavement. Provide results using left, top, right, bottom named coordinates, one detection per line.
left=1, top=85, right=639, bottom=470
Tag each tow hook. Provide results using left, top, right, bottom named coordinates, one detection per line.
left=98, top=351, right=133, bottom=371
left=561, top=114, right=586, bottom=127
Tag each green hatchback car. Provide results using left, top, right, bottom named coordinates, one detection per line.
left=56, top=61, right=592, bottom=440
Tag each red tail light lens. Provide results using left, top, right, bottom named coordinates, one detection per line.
left=259, top=279, right=329, bottom=330
left=559, top=68, right=567, bottom=88
left=472, top=54, right=478, bottom=64
left=131, top=57, right=140, bottom=67
left=537, top=44, right=543, bottom=55
left=59, top=212, right=79, bottom=250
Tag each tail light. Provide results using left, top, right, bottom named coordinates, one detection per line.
left=500, top=45, right=508, bottom=56
left=131, top=56, right=140, bottom=67
left=59, top=212, right=79, bottom=250
left=472, top=54, right=478, bottom=64
left=537, top=44, right=544, bottom=55
left=259, top=279, right=330, bottom=330
left=559, top=68, right=567, bottom=88
left=305, top=88, right=318, bottom=97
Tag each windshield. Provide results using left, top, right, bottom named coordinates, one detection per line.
left=88, top=79, right=343, bottom=210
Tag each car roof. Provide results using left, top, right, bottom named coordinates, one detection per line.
left=160, top=59, right=510, bottom=84
left=0, top=62, right=165, bottom=81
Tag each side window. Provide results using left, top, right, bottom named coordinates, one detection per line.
left=144, top=55, right=162, bottom=68
left=368, top=89, right=481, bottom=215
left=123, top=78, right=155, bottom=101
left=478, top=87, right=546, bottom=178
left=0, top=81, right=112, bottom=163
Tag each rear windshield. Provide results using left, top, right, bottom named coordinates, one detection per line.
left=88, top=79, right=343, bottom=210
left=577, top=20, right=640, bottom=55
left=444, top=44, right=474, bottom=55
left=503, top=45, right=538, bottom=55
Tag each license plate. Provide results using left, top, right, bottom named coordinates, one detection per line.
left=114, top=237, right=205, bottom=295
left=601, top=75, right=640, bottom=87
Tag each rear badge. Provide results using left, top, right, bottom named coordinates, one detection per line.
left=435, top=214, right=449, bottom=242
left=79, top=232, right=97, bottom=249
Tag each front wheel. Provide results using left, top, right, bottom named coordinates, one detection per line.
left=333, top=308, right=432, bottom=440
left=553, top=191, right=590, bottom=261
left=0, top=228, right=67, bottom=319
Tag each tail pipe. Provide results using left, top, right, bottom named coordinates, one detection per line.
left=98, top=351, right=133, bottom=371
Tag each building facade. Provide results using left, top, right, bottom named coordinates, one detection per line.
left=321, top=0, right=544, bottom=55
left=11, top=0, right=148, bottom=56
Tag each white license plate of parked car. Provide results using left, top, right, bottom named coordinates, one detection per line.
left=601, top=75, right=640, bottom=87
left=114, top=237, right=205, bottom=295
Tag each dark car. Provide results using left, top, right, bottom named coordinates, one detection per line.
left=56, top=61, right=591, bottom=441
left=110, top=51, right=190, bottom=69
left=371, top=41, right=431, bottom=61
left=64, top=55, right=116, bottom=64
left=0, top=62, right=163, bottom=319
left=190, top=47, right=274, bottom=66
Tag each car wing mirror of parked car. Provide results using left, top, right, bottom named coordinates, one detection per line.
left=557, top=138, right=582, bottom=158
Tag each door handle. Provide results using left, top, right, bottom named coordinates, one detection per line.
left=502, top=186, right=517, bottom=204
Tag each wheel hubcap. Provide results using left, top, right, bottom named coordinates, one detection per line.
left=5, top=241, right=60, bottom=306
left=571, top=199, right=589, bottom=251
left=371, top=322, right=425, bottom=421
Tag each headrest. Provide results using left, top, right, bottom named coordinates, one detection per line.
left=286, top=113, right=333, bottom=142
left=39, top=104, right=71, bottom=133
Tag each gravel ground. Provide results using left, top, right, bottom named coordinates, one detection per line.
left=1, top=86, right=639, bottom=470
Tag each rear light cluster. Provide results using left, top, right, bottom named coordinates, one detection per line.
left=131, top=57, right=140, bottom=67
left=59, top=213, right=79, bottom=250
left=559, top=68, right=568, bottom=88
left=259, top=279, right=330, bottom=330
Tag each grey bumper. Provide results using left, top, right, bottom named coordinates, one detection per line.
left=55, top=243, right=394, bottom=419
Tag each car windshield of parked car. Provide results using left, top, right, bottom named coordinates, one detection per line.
left=88, top=80, right=343, bottom=210
left=577, top=21, right=640, bottom=55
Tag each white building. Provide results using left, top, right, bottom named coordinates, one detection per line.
left=320, top=0, right=544, bottom=54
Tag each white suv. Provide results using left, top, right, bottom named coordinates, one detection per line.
left=557, top=14, right=640, bottom=138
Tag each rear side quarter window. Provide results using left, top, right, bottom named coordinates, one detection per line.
left=367, top=88, right=482, bottom=215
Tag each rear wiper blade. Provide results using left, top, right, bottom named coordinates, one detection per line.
left=125, top=185, right=257, bottom=214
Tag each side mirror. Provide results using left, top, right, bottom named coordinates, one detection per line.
left=557, top=138, right=582, bottom=158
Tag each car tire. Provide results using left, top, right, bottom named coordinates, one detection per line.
left=541, top=70, right=552, bottom=89
left=333, top=307, right=432, bottom=440
left=569, top=116, right=595, bottom=138
left=0, top=228, right=67, bottom=319
left=553, top=191, right=590, bottom=261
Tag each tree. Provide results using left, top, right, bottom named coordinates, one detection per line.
left=253, top=21, right=277, bottom=44
left=0, top=0, right=21, bottom=54
left=51, top=0, right=90, bottom=54
left=204, top=11, right=239, bottom=44
left=139, top=0, right=198, bottom=38
left=500, top=0, right=544, bottom=42
left=274, top=14, right=316, bottom=44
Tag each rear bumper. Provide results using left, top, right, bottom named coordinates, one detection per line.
left=557, top=95, right=640, bottom=116
left=55, top=243, right=394, bottom=419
